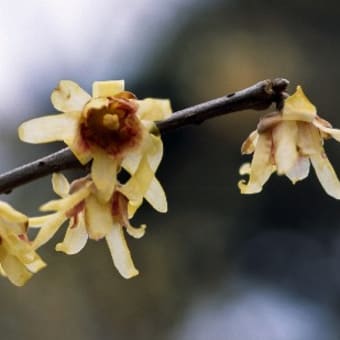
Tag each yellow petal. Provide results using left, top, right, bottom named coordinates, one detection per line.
left=272, top=121, right=298, bottom=174
left=32, top=212, right=67, bottom=249
left=241, top=130, right=258, bottom=155
left=125, top=223, right=146, bottom=239
left=52, top=173, right=70, bottom=198
left=286, top=156, right=310, bottom=184
left=1, top=255, right=33, bottom=286
left=239, top=132, right=274, bottom=194
left=25, top=257, right=46, bottom=273
left=144, top=177, right=167, bottom=213
left=92, top=80, right=125, bottom=98
left=121, top=151, right=142, bottom=174
left=313, top=117, right=340, bottom=142
left=282, top=86, right=316, bottom=122
left=51, top=80, right=91, bottom=112
left=145, top=134, right=163, bottom=171
left=56, top=214, right=88, bottom=254
left=105, top=223, right=139, bottom=279
left=84, top=195, right=113, bottom=240
left=18, top=112, right=80, bottom=145
left=136, top=98, right=172, bottom=121
left=297, top=122, right=319, bottom=156
left=0, top=201, right=27, bottom=224
left=91, top=150, right=117, bottom=202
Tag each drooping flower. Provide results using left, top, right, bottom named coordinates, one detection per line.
left=18, top=80, right=171, bottom=205
left=239, top=86, right=340, bottom=198
left=0, top=201, right=45, bottom=286
left=30, top=173, right=147, bottom=279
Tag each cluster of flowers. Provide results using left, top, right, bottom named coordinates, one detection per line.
left=1, top=81, right=340, bottom=286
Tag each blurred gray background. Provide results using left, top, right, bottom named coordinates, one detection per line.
left=2, top=0, right=340, bottom=339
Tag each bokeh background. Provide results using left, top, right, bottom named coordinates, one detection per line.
left=1, top=0, right=340, bottom=339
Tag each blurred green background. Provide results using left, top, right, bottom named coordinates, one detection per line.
left=2, top=0, right=340, bottom=339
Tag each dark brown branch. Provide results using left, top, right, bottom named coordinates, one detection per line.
left=0, top=78, right=289, bottom=194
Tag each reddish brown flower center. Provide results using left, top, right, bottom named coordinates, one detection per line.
left=80, top=91, right=143, bottom=157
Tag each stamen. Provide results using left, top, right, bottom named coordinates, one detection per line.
left=103, top=114, right=120, bottom=131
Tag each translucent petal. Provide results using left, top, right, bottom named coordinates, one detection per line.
left=68, top=130, right=93, bottom=165
left=105, top=223, right=139, bottom=279
left=25, top=257, right=46, bottom=273
left=92, top=80, right=125, bottom=98
left=144, top=177, right=167, bottom=213
left=241, top=130, right=258, bottom=155
left=56, top=214, right=88, bottom=254
left=1, top=255, right=32, bottom=286
left=125, top=223, right=146, bottom=239
left=297, top=122, right=319, bottom=156
left=272, top=121, right=298, bottom=174
left=239, top=163, right=251, bottom=175
left=121, top=151, right=142, bottom=174
left=51, top=80, right=91, bottom=112
left=52, top=173, right=70, bottom=198
left=91, top=150, right=117, bottom=203
left=311, top=150, right=340, bottom=199
left=313, top=117, right=340, bottom=142
left=239, top=132, right=274, bottom=194
left=145, top=134, right=163, bottom=171
left=32, top=212, right=67, bottom=249
left=136, top=98, right=172, bottom=121
left=282, top=86, right=316, bottom=122
left=84, top=195, right=113, bottom=240
left=29, top=214, right=56, bottom=228
left=18, top=112, right=80, bottom=145
left=286, top=156, right=310, bottom=184
left=0, top=201, right=27, bottom=224
left=40, top=185, right=90, bottom=212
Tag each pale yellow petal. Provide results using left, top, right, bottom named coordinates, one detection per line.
left=52, top=173, right=70, bottom=198
left=84, top=195, right=113, bottom=240
left=272, top=121, right=298, bottom=174
left=239, top=163, right=251, bottom=175
left=29, top=214, right=55, bottom=228
left=286, top=156, right=310, bottom=184
left=40, top=185, right=90, bottom=212
left=18, top=112, right=80, bottom=145
left=68, top=130, right=93, bottom=165
left=1, top=255, right=33, bottom=286
left=56, top=214, right=88, bottom=254
left=145, top=134, right=163, bottom=171
left=51, top=80, right=91, bottom=112
left=241, top=130, right=258, bottom=155
left=125, top=223, right=146, bottom=239
left=313, top=117, right=340, bottom=142
left=136, top=98, right=172, bottom=121
left=144, top=177, right=167, bottom=213
left=121, top=151, right=142, bottom=174
left=91, top=151, right=117, bottom=202
left=32, top=212, right=67, bottom=249
left=297, top=122, right=319, bottom=156
left=282, top=86, right=316, bottom=122
left=105, top=223, right=139, bottom=279
left=0, top=201, right=27, bottom=224
left=25, top=257, right=46, bottom=273
left=92, top=80, right=125, bottom=98
left=239, top=132, right=274, bottom=194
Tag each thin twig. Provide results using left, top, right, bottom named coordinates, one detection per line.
left=0, top=78, right=289, bottom=194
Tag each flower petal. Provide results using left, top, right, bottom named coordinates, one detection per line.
left=286, top=156, right=310, bottom=184
left=18, top=112, right=80, bottom=145
left=282, top=86, right=316, bottom=122
left=144, top=177, right=167, bottom=213
left=145, top=134, right=163, bottom=171
left=105, top=223, right=139, bottom=279
left=56, top=214, right=88, bottom=254
left=25, top=257, right=46, bottom=273
left=92, top=80, right=124, bottom=98
left=91, top=150, right=117, bottom=203
left=0, top=201, right=27, bottom=224
left=239, top=132, right=274, bottom=194
left=51, top=80, right=91, bottom=112
left=136, top=98, right=172, bottom=121
left=272, top=121, right=298, bottom=174
left=1, top=255, right=33, bottom=286
left=313, top=117, right=340, bottom=142
left=84, top=195, right=113, bottom=240
left=52, top=173, right=70, bottom=198
left=241, top=130, right=258, bottom=155
left=32, top=212, right=67, bottom=249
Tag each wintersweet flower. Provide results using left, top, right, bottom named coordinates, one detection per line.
left=0, top=201, right=45, bottom=286
left=18, top=80, right=171, bottom=205
left=239, top=86, right=340, bottom=198
left=30, top=173, right=147, bottom=279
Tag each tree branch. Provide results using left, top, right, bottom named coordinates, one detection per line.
left=0, top=78, right=289, bottom=194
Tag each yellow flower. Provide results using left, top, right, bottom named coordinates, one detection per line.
left=30, top=173, right=147, bottom=279
left=18, top=80, right=172, bottom=204
left=239, top=86, right=340, bottom=198
left=0, top=202, right=45, bottom=286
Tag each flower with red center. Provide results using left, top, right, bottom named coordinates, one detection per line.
left=18, top=80, right=171, bottom=204
left=30, top=173, right=147, bottom=279
left=239, top=86, right=340, bottom=198
left=0, top=201, right=45, bottom=286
